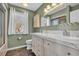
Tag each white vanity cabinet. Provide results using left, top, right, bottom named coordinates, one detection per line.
left=32, top=34, right=79, bottom=56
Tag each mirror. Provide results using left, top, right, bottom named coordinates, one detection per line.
left=41, top=16, right=66, bottom=27
left=50, top=16, right=66, bottom=25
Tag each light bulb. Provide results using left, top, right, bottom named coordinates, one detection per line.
left=23, top=3, right=28, bottom=7
left=52, top=3, right=57, bottom=7
left=47, top=5, right=51, bottom=10
left=44, top=8, right=48, bottom=13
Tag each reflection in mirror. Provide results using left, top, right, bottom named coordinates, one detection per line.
left=50, top=16, right=66, bottom=25
left=0, top=9, right=5, bottom=47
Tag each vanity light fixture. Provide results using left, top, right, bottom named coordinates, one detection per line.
left=44, top=3, right=60, bottom=13
left=23, top=3, right=28, bottom=7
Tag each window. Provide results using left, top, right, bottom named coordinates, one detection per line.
left=8, top=7, right=28, bottom=35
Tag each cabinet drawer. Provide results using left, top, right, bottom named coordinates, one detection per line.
left=67, top=48, right=79, bottom=56
left=56, top=43, right=79, bottom=56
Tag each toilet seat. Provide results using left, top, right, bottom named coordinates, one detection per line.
left=26, top=39, right=32, bottom=45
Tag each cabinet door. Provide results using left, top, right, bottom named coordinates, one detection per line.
left=44, top=40, right=57, bottom=56
left=37, top=38, right=44, bottom=56
left=56, top=43, right=68, bottom=56
left=32, top=36, right=44, bottom=56
left=34, top=14, right=40, bottom=28
left=32, top=36, right=38, bottom=55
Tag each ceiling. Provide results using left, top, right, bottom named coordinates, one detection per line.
left=9, top=3, right=43, bottom=11
left=9, top=3, right=78, bottom=12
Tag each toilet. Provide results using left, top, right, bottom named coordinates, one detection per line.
left=26, top=39, right=32, bottom=50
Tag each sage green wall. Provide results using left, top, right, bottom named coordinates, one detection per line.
left=8, top=34, right=32, bottom=48
left=8, top=6, right=35, bottom=48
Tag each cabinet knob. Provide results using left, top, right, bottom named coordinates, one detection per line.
left=48, top=43, right=50, bottom=45
left=67, top=52, right=71, bottom=56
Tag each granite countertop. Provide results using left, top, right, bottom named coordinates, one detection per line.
left=31, top=33, right=79, bottom=50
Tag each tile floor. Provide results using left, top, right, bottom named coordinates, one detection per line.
left=6, top=47, right=35, bottom=56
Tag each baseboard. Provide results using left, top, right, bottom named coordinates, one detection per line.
left=7, top=45, right=27, bottom=51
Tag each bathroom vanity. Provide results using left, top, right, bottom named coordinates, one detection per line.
left=31, top=33, right=79, bottom=56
